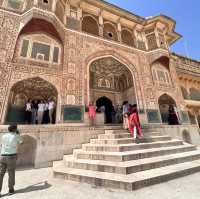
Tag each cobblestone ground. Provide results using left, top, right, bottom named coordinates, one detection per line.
left=1, top=168, right=200, bottom=199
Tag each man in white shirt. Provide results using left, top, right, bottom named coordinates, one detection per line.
left=37, top=100, right=45, bottom=124
left=0, top=125, right=22, bottom=196
left=25, top=100, right=32, bottom=124
left=48, top=100, right=55, bottom=124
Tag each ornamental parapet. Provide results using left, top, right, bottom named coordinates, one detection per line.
left=171, top=53, right=200, bottom=76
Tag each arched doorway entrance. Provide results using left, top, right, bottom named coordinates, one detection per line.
left=5, top=77, right=58, bottom=124
left=89, top=56, right=136, bottom=124
left=96, top=96, right=113, bottom=123
left=158, top=94, right=177, bottom=123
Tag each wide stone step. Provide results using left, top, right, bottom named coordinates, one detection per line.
left=74, top=145, right=196, bottom=162
left=105, top=129, right=129, bottom=134
left=64, top=150, right=200, bottom=174
left=105, top=130, right=161, bottom=136
left=99, top=132, right=163, bottom=139
left=98, top=133, right=132, bottom=139
left=90, top=136, right=171, bottom=145
left=82, top=140, right=183, bottom=152
left=53, top=159, right=200, bottom=191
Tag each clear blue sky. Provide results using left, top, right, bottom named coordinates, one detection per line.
left=106, top=0, right=200, bottom=61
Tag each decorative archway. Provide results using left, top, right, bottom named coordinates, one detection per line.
left=5, top=77, right=58, bottom=124
left=84, top=51, right=144, bottom=115
left=89, top=56, right=137, bottom=109
left=158, top=94, right=177, bottom=123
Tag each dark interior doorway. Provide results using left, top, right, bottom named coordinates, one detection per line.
left=158, top=94, right=177, bottom=123
left=96, top=96, right=114, bottom=124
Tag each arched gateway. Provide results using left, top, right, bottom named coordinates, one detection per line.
left=158, top=94, right=177, bottom=123
left=5, top=77, right=58, bottom=124
left=89, top=56, right=137, bottom=124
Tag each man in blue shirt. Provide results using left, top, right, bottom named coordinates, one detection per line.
left=0, top=124, right=22, bottom=196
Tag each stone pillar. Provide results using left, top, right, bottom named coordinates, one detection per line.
left=52, top=0, right=58, bottom=12
left=142, top=32, right=148, bottom=50
left=99, top=15, right=104, bottom=37
left=33, top=0, right=38, bottom=6
left=56, top=94, right=62, bottom=123
left=65, top=3, right=70, bottom=17
left=77, top=8, right=82, bottom=20
left=117, top=22, right=122, bottom=42
left=155, top=28, right=161, bottom=48
left=64, top=3, right=70, bottom=25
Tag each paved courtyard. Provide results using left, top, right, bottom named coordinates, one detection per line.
left=0, top=167, right=200, bottom=199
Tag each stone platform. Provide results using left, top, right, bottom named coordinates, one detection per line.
left=53, top=129, right=200, bottom=191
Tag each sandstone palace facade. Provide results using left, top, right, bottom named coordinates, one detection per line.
left=0, top=0, right=200, bottom=127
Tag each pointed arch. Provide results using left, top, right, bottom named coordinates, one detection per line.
left=82, top=15, right=99, bottom=36
left=103, top=22, right=118, bottom=41
left=158, top=93, right=177, bottom=123
left=121, top=28, right=135, bottom=47
left=5, top=77, right=58, bottom=124
left=84, top=50, right=143, bottom=110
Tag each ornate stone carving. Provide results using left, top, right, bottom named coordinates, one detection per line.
left=66, top=95, right=76, bottom=105
left=68, top=62, right=76, bottom=74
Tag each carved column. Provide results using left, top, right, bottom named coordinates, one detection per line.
left=64, top=3, right=70, bottom=25
left=99, top=14, right=104, bottom=37
left=77, top=8, right=82, bottom=20
left=155, top=28, right=161, bottom=48
left=117, top=22, right=122, bottom=43
left=142, top=31, right=148, bottom=50
left=52, top=0, right=58, bottom=12
left=33, top=0, right=38, bottom=6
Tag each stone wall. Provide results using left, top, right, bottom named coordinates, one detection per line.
left=0, top=124, right=199, bottom=168
left=143, top=124, right=200, bottom=146
left=0, top=125, right=113, bottom=168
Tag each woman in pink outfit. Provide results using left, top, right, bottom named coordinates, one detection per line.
left=88, top=102, right=96, bottom=126
left=128, top=104, right=142, bottom=139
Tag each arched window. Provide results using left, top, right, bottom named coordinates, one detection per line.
left=190, top=88, right=200, bottom=101
left=121, top=29, right=135, bottom=47
left=158, top=94, right=177, bottom=123
left=103, top=23, right=118, bottom=41
left=152, top=59, right=171, bottom=86
left=82, top=16, right=99, bottom=36
left=105, top=79, right=111, bottom=88
left=38, top=0, right=52, bottom=11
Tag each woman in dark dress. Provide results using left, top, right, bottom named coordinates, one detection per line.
left=168, top=105, right=179, bottom=125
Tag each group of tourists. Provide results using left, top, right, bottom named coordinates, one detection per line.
left=25, top=99, right=55, bottom=124
left=88, top=101, right=143, bottom=139
left=88, top=101, right=180, bottom=139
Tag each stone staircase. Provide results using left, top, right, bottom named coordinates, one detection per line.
left=53, top=129, right=200, bottom=191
